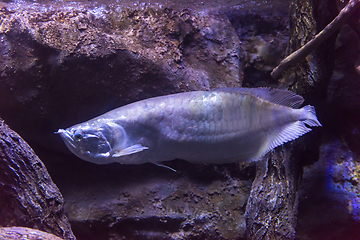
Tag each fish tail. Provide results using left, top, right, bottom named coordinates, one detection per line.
left=301, top=105, right=322, bottom=127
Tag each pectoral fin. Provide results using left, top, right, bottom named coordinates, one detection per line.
left=112, top=144, right=149, bottom=157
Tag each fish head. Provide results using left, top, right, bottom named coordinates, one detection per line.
left=56, top=119, right=127, bottom=164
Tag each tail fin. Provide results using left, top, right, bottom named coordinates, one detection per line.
left=301, top=105, right=322, bottom=127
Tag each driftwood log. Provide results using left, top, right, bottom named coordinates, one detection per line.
left=0, top=119, right=75, bottom=240
left=245, top=146, right=298, bottom=239
left=245, top=0, right=340, bottom=239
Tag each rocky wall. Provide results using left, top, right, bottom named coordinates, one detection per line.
left=4, top=0, right=359, bottom=239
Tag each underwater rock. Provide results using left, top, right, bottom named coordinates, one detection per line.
left=0, top=227, right=64, bottom=240
left=60, top=160, right=254, bottom=239
left=227, top=7, right=289, bottom=87
left=0, top=119, right=75, bottom=240
left=296, top=139, right=360, bottom=239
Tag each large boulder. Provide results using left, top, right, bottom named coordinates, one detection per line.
left=0, top=119, right=75, bottom=240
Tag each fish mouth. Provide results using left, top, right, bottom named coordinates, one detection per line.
left=55, top=129, right=76, bottom=148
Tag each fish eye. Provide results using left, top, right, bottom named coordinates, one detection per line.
left=74, top=133, right=83, bottom=141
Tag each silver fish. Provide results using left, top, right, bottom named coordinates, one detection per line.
left=56, top=88, right=321, bottom=165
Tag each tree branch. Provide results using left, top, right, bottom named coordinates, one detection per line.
left=271, top=0, right=360, bottom=80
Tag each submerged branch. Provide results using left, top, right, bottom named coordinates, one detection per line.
left=271, top=0, right=360, bottom=80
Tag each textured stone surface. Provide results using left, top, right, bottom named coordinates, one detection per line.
left=227, top=6, right=289, bottom=87
left=59, top=160, right=254, bottom=239
left=0, top=227, right=64, bottom=240
left=0, top=119, right=75, bottom=240
left=297, top=139, right=360, bottom=240
left=4, top=0, right=360, bottom=239
left=4, top=0, right=346, bottom=239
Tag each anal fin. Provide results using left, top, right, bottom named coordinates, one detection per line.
left=266, top=121, right=312, bottom=153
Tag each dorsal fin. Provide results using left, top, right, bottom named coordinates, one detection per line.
left=215, top=87, right=304, bottom=108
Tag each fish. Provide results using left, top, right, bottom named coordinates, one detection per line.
left=56, top=87, right=321, bottom=166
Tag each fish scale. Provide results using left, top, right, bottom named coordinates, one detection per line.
left=57, top=87, right=322, bottom=165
